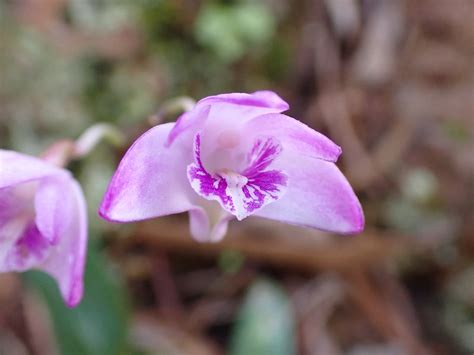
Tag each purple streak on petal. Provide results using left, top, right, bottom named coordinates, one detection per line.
left=255, top=154, right=364, bottom=234
left=244, top=113, right=342, bottom=162
left=0, top=181, right=47, bottom=274
left=188, top=134, right=287, bottom=220
left=244, top=170, right=288, bottom=201
left=187, top=134, right=234, bottom=212
left=243, top=137, right=283, bottom=176
left=236, top=138, right=288, bottom=218
left=5, top=222, right=50, bottom=272
left=0, top=150, right=88, bottom=307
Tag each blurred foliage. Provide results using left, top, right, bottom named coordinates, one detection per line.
left=194, top=2, right=275, bottom=62
left=0, top=19, right=87, bottom=152
left=25, top=242, right=129, bottom=355
left=384, top=168, right=448, bottom=235
left=218, top=249, right=245, bottom=274
left=443, top=266, right=474, bottom=352
left=66, top=0, right=138, bottom=32
left=78, top=144, right=118, bottom=230
left=230, top=279, right=296, bottom=355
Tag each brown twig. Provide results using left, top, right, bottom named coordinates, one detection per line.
left=344, top=268, right=432, bottom=355
left=124, top=218, right=415, bottom=273
left=151, top=253, right=184, bottom=321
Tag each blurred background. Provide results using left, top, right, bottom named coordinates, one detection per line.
left=0, top=0, right=473, bottom=354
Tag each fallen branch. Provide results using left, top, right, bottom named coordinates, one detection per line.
left=122, top=218, right=416, bottom=273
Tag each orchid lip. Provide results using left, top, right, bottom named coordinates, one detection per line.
left=188, top=133, right=288, bottom=221
left=217, top=170, right=248, bottom=187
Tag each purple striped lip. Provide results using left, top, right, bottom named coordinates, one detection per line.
left=187, top=133, right=288, bottom=220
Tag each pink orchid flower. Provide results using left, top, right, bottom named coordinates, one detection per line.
left=100, top=91, right=364, bottom=242
left=0, top=149, right=87, bottom=307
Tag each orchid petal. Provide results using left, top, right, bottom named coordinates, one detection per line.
left=197, top=90, right=289, bottom=112
left=0, top=202, right=33, bottom=272
left=39, top=177, right=88, bottom=307
left=165, top=104, right=211, bottom=147
left=187, top=134, right=235, bottom=213
left=35, top=177, right=72, bottom=244
left=99, top=123, right=196, bottom=222
left=0, top=185, right=31, bottom=226
left=5, top=222, right=49, bottom=272
left=255, top=155, right=364, bottom=234
left=0, top=150, right=66, bottom=189
left=0, top=175, right=52, bottom=273
left=166, top=91, right=289, bottom=147
left=244, top=113, right=342, bottom=162
left=0, top=150, right=87, bottom=307
left=188, top=204, right=233, bottom=243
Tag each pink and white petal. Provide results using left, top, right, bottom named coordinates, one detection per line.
left=197, top=90, right=289, bottom=112
left=243, top=113, right=342, bottom=162
left=35, top=176, right=73, bottom=244
left=168, top=91, right=289, bottom=160
left=188, top=204, right=234, bottom=243
left=5, top=222, right=50, bottom=272
left=0, top=184, right=38, bottom=271
left=188, top=134, right=288, bottom=220
left=100, top=123, right=196, bottom=222
left=220, top=136, right=288, bottom=220
left=0, top=186, right=29, bottom=226
left=166, top=104, right=211, bottom=147
left=187, top=134, right=234, bottom=213
left=0, top=215, right=31, bottom=272
left=255, top=156, right=364, bottom=234
left=236, top=169, right=288, bottom=220
left=198, top=102, right=279, bottom=173
left=188, top=207, right=210, bottom=242
left=210, top=213, right=234, bottom=242
left=39, top=178, right=87, bottom=307
left=0, top=150, right=66, bottom=189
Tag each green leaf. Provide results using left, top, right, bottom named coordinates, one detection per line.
left=25, top=243, right=129, bottom=355
left=230, top=278, right=296, bottom=355
left=194, top=2, right=276, bottom=63
left=218, top=249, right=245, bottom=274
left=234, top=3, right=275, bottom=45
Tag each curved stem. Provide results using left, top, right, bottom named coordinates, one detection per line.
left=73, top=123, right=125, bottom=159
